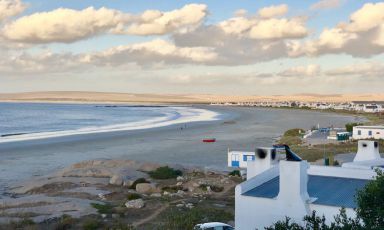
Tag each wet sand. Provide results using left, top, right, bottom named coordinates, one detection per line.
left=0, top=106, right=363, bottom=194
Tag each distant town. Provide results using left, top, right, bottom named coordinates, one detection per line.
left=211, top=101, right=384, bottom=113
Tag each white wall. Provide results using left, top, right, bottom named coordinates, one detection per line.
left=353, top=127, right=384, bottom=140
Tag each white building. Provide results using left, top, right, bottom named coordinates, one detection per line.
left=227, top=151, right=255, bottom=168
left=235, top=144, right=379, bottom=230
left=343, top=140, right=384, bottom=169
left=353, top=126, right=384, bottom=140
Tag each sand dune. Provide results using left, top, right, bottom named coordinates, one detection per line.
left=0, top=91, right=383, bottom=103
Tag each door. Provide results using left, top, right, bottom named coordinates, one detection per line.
left=231, top=154, right=240, bottom=167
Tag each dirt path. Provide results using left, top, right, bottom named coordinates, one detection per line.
left=132, top=203, right=169, bottom=228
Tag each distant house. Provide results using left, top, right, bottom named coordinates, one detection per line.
left=227, top=151, right=255, bottom=168
left=353, top=126, right=384, bottom=140
left=235, top=144, right=379, bottom=230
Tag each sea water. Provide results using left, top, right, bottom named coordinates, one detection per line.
left=0, top=102, right=220, bottom=143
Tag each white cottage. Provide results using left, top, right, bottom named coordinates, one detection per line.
left=353, top=126, right=384, bottom=140
left=235, top=145, right=378, bottom=230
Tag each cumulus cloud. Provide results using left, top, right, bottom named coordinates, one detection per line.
left=115, top=4, right=208, bottom=35
left=289, top=2, right=384, bottom=58
left=171, top=8, right=308, bottom=65
left=0, top=0, right=26, bottom=22
left=310, top=0, right=342, bottom=10
left=1, top=4, right=208, bottom=43
left=279, top=64, right=321, bottom=77
left=217, top=13, right=307, bottom=40
left=2, top=7, right=124, bottom=43
left=344, top=2, right=384, bottom=33
left=258, top=4, right=288, bottom=18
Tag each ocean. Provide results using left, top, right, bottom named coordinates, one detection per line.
left=0, top=102, right=220, bottom=143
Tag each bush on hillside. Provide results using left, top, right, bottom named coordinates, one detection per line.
left=148, top=166, right=182, bottom=179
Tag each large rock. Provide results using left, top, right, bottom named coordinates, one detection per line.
left=135, top=183, right=157, bottom=194
left=109, top=175, right=123, bottom=186
left=125, top=199, right=145, bottom=209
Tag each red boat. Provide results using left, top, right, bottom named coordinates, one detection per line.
left=203, top=138, right=216, bottom=143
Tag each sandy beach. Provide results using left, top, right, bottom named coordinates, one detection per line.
left=0, top=105, right=363, bottom=193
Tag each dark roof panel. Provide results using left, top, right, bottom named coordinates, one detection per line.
left=242, top=175, right=369, bottom=208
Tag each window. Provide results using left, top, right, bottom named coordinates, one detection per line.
left=358, top=130, right=361, bottom=135
left=243, top=155, right=255, bottom=161
left=368, top=131, right=372, bottom=136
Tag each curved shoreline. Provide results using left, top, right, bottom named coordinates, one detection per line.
left=0, top=106, right=221, bottom=144
left=0, top=105, right=360, bottom=195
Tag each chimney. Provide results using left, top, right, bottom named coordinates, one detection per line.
left=277, top=160, right=310, bottom=212
left=247, top=147, right=278, bottom=180
left=354, top=140, right=381, bottom=162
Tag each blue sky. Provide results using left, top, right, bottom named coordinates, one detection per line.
left=0, top=0, right=383, bottom=95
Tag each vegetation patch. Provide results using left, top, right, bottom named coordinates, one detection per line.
left=228, top=170, right=241, bottom=177
left=82, top=218, right=103, bottom=230
left=91, top=203, right=114, bottom=214
left=127, top=193, right=142, bottom=201
left=159, top=206, right=233, bottom=229
left=148, top=166, right=182, bottom=179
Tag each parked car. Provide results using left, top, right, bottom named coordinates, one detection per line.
left=193, top=222, right=234, bottom=230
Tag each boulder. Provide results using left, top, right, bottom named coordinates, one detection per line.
left=136, top=183, right=156, bottom=194
left=125, top=199, right=144, bottom=209
left=109, top=175, right=123, bottom=186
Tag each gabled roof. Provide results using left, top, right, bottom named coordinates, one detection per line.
left=242, top=175, right=369, bottom=208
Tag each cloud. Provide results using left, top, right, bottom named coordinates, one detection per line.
left=86, top=39, right=218, bottom=66
left=310, top=0, right=342, bottom=10
left=288, top=2, right=384, bottom=58
left=279, top=64, right=321, bottom=77
left=0, top=0, right=26, bottom=22
left=217, top=9, right=307, bottom=40
left=1, top=4, right=208, bottom=43
left=171, top=9, right=308, bottom=65
left=2, top=7, right=124, bottom=43
left=258, top=4, right=288, bottom=18
left=115, top=4, right=208, bottom=35
left=325, top=62, right=384, bottom=77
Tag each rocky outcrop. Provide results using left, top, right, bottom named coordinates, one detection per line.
left=135, top=183, right=157, bottom=194
left=125, top=199, right=145, bottom=209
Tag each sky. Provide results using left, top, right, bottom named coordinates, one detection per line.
left=0, top=0, right=383, bottom=95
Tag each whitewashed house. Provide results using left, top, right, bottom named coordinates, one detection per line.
left=343, top=140, right=384, bottom=169
left=353, top=126, right=384, bottom=140
left=227, top=151, right=255, bottom=168
left=363, top=104, right=380, bottom=113
left=235, top=144, right=379, bottom=230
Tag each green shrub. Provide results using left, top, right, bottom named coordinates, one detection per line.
left=283, top=128, right=305, bottom=137
left=127, top=193, right=142, bottom=200
left=148, top=166, right=182, bottom=179
left=82, top=218, right=102, bottom=230
left=91, top=203, right=114, bottom=214
left=228, top=170, right=241, bottom=177
left=55, top=214, right=76, bottom=230
left=129, top=178, right=149, bottom=189
left=345, top=122, right=363, bottom=132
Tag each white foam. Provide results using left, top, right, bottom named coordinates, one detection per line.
left=0, top=107, right=221, bottom=143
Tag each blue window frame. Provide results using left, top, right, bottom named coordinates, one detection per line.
left=368, top=131, right=372, bottom=136
left=243, top=155, right=255, bottom=161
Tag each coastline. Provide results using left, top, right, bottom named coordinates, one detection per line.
left=0, top=105, right=221, bottom=144
left=0, top=105, right=361, bottom=194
